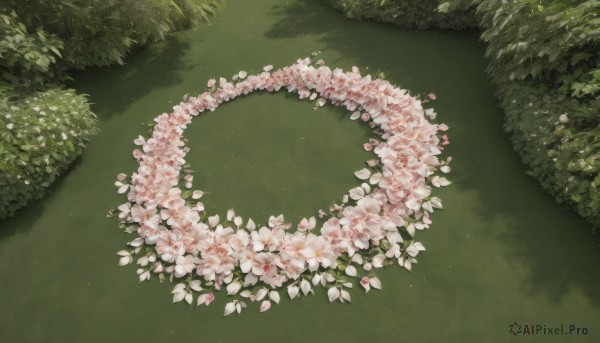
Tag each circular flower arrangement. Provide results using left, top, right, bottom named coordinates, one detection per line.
left=112, top=57, right=452, bottom=316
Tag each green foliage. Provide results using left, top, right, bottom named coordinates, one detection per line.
left=327, top=0, right=477, bottom=30
left=0, top=11, right=64, bottom=91
left=0, top=1, right=221, bottom=218
left=476, top=0, right=599, bottom=100
left=0, top=88, right=99, bottom=219
left=332, top=0, right=600, bottom=228
left=502, top=83, right=600, bottom=228
left=443, top=0, right=600, bottom=228
left=4, top=0, right=222, bottom=69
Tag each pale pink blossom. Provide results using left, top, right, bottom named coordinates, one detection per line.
left=114, top=59, right=451, bottom=313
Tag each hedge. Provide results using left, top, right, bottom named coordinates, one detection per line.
left=330, top=0, right=600, bottom=229
left=0, top=89, right=98, bottom=218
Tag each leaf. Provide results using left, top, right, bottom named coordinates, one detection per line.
left=256, top=288, right=268, bottom=301
left=246, top=218, right=256, bottom=231
left=192, top=190, right=204, bottom=199
left=197, top=294, right=208, bottom=306
left=184, top=293, right=193, bottom=305
left=208, top=215, right=219, bottom=227
left=369, top=173, right=382, bottom=184
left=287, top=285, right=299, bottom=299
left=172, top=283, right=186, bottom=293
left=116, top=250, right=130, bottom=257
left=226, top=282, right=241, bottom=295
left=432, top=176, right=451, bottom=187
left=327, top=287, right=340, bottom=302
left=172, top=291, right=185, bottom=303
left=341, top=289, right=351, bottom=303
left=345, top=265, right=357, bottom=277
left=260, top=300, right=271, bottom=312
left=300, top=279, right=312, bottom=295
left=311, top=273, right=321, bottom=286
left=354, top=168, right=371, bottom=180
left=349, top=187, right=365, bottom=200
left=118, top=256, right=131, bottom=266
left=369, top=277, right=382, bottom=290
left=189, top=280, right=203, bottom=292
left=117, top=184, right=129, bottom=194
left=269, top=291, right=280, bottom=304
left=128, top=237, right=144, bottom=247
left=223, top=302, right=236, bottom=316
left=430, top=197, right=443, bottom=209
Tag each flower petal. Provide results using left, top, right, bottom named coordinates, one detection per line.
left=260, top=300, right=271, bottom=312
left=224, top=302, right=236, bottom=316
left=327, top=287, right=340, bottom=302
left=269, top=291, right=280, bottom=304
left=354, top=168, right=371, bottom=180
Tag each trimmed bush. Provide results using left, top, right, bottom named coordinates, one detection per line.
left=0, top=89, right=98, bottom=219
left=442, top=0, right=600, bottom=228
left=327, top=0, right=477, bottom=30
left=4, top=0, right=222, bottom=70
left=0, top=1, right=221, bottom=218
left=331, top=0, right=600, bottom=229
left=502, top=84, right=599, bottom=228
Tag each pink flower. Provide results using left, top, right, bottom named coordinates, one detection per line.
left=318, top=209, right=326, bottom=218
left=301, top=236, right=337, bottom=272
left=114, top=59, right=450, bottom=311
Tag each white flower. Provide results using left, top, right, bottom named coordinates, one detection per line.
left=559, top=113, right=568, bottom=123
left=6, top=123, right=13, bottom=130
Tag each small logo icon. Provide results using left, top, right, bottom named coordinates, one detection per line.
left=509, top=322, right=522, bottom=336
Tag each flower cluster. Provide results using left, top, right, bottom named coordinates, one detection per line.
left=112, top=58, right=451, bottom=315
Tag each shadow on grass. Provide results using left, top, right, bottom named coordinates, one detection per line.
left=263, top=0, right=600, bottom=306
left=0, top=157, right=84, bottom=241
left=69, top=36, right=193, bottom=120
